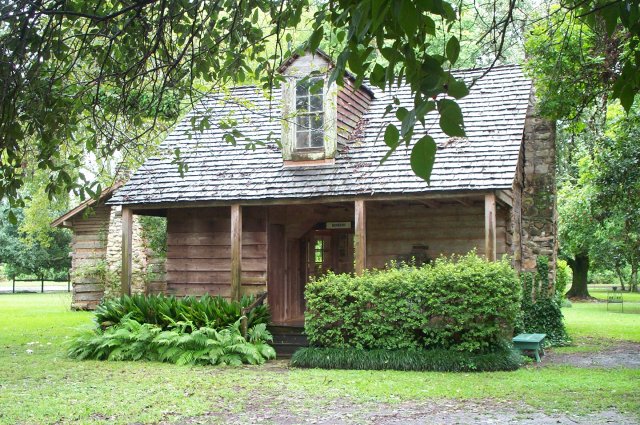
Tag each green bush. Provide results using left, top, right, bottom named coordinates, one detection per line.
left=290, top=347, right=523, bottom=372
left=95, top=294, right=269, bottom=332
left=68, top=318, right=276, bottom=366
left=304, top=253, right=521, bottom=353
left=556, top=260, right=570, bottom=298
left=519, top=256, right=570, bottom=347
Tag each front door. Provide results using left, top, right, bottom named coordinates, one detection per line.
left=303, top=229, right=354, bottom=284
left=268, top=223, right=354, bottom=325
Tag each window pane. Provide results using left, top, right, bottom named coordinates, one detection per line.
left=296, top=131, right=309, bottom=149
left=311, top=129, right=324, bottom=147
left=296, top=94, right=308, bottom=110
left=296, top=114, right=308, bottom=129
left=296, top=80, right=309, bottom=96
left=310, top=113, right=323, bottom=130
left=310, top=94, right=322, bottom=111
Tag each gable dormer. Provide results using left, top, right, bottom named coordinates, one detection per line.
left=280, top=51, right=373, bottom=163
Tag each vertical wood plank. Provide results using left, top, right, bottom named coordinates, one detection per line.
left=230, top=204, right=242, bottom=302
left=354, top=199, right=367, bottom=274
left=267, top=224, right=285, bottom=323
left=485, top=193, right=497, bottom=262
left=121, top=207, right=133, bottom=296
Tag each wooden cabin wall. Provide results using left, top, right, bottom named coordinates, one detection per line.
left=69, top=204, right=110, bottom=310
left=366, top=202, right=508, bottom=269
left=337, top=79, right=373, bottom=147
left=165, top=206, right=267, bottom=298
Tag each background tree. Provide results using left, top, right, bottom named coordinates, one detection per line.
left=557, top=179, right=598, bottom=298
left=590, top=116, right=640, bottom=292
left=0, top=204, right=71, bottom=280
left=526, top=2, right=640, bottom=294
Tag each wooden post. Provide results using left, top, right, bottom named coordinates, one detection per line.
left=12, top=277, right=15, bottom=294
left=41, top=276, right=44, bottom=293
left=67, top=273, right=71, bottom=293
left=121, top=207, right=133, bottom=296
left=230, top=204, right=242, bottom=302
left=354, top=199, right=367, bottom=275
left=485, top=193, right=497, bottom=262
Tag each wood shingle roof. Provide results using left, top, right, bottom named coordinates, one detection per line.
left=110, top=65, right=531, bottom=206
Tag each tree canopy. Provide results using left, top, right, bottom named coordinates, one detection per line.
left=1, top=0, right=639, bottom=214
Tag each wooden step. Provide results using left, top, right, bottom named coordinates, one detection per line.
left=268, top=325, right=308, bottom=358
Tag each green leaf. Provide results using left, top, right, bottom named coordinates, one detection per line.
left=400, top=110, right=417, bottom=141
left=438, top=99, right=465, bottom=137
left=618, top=86, right=635, bottom=112
left=400, top=0, right=419, bottom=36
left=308, top=26, right=324, bottom=52
left=447, top=79, right=468, bottom=99
left=384, top=124, right=400, bottom=148
left=7, top=209, right=17, bottom=225
left=410, top=135, right=437, bottom=182
left=446, top=36, right=460, bottom=65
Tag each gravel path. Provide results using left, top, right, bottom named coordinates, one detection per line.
left=176, top=398, right=637, bottom=425
left=542, top=341, right=640, bottom=369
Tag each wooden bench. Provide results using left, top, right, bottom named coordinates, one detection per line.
left=512, top=333, right=546, bottom=362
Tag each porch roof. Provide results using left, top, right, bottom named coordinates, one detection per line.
left=109, top=65, right=531, bottom=206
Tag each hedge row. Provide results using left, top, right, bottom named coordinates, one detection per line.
left=304, top=253, right=521, bottom=353
left=290, top=347, right=523, bottom=372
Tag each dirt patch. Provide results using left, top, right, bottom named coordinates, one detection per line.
left=542, top=341, right=640, bottom=369
left=170, top=398, right=636, bottom=425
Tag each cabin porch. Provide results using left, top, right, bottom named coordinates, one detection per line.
left=122, top=191, right=514, bottom=327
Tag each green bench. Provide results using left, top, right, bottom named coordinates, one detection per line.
left=607, top=293, right=623, bottom=312
left=512, top=333, right=546, bottom=362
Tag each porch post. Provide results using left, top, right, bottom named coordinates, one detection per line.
left=121, top=207, right=133, bottom=296
left=484, top=193, right=497, bottom=262
left=354, top=199, right=367, bottom=275
left=230, top=204, right=242, bottom=302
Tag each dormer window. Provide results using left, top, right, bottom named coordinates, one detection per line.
left=296, top=77, right=324, bottom=150
left=280, top=52, right=338, bottom=163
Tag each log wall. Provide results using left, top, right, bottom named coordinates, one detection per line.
left=165, top=206, right=267, bottom=298
left=69, top=204, right=110, bottom=310
left=366, top=201, right=508, bottom=269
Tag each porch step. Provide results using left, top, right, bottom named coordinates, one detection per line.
left=268, top=325, right=308, bottom=359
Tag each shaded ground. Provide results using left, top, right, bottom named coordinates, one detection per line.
left=543, top=341, right=640, bottom=369
left=171, top=396, right=636, bottom=425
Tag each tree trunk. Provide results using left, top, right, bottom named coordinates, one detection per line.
left=614, top=265, right=627, bottom=292
left=630, top=263, right=638, bottom=293
left=566, top=253, right=590, bottom=298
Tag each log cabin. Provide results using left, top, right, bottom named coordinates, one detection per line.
left=107, top=51, right=557, bottom=353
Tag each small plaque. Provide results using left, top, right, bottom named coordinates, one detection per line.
left=326, top=221, right=352, bottom=229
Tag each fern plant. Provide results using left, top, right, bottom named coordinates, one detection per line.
left=94, top=294, right=269, bottom=332
left=68, top=319, right=276, bottom=366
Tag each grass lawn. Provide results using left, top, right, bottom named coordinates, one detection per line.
left=0, top=294, right=638, bottom=424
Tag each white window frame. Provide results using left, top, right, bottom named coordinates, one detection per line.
left=282, top=71, right=337, bottom=162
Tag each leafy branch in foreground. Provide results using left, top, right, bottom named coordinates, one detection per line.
left=0, top=0, right=517, bottom=207
left=4, top=0, right=638, bottom=208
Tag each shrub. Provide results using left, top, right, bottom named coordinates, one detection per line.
left=290, top=347, right=523, bottom=372
left=94, top=294, right=269, bottom=332
left=68, top=318, right=276, bottom=366
left=304, top=253, right=521, bottom=353
left=556, top=260, right=570, bottom=298
left=519, top=256, right=571, bottom=346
